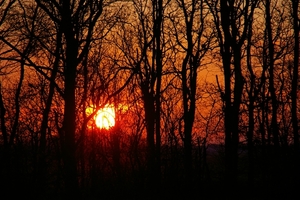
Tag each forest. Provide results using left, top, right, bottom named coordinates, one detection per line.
left=0, top=0, right=299, bottom=199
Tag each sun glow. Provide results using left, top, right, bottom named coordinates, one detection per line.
left=86, top=104, right=116, bottom=129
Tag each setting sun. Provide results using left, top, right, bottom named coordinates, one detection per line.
left=86, top=104, right=116, bottom=129
left=95, top=105, right=115, bottom=129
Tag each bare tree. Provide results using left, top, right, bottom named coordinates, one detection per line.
left=265, top=0, right=280, bottom=148
left=206, top=0, right=258, bottom=189
left=111, top=0, right=168, bottom=190
left=0, top=0, right=16, bottom=149
left=169, top=0, right=213, bottom=184
left=290, top=0, right=299, bottom=190
left=0, top=0, right=106, bottom=196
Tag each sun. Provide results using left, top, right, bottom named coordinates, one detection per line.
left=86, top=104, right=116, bottom=130
left=95, top=105, right=115, bottom=129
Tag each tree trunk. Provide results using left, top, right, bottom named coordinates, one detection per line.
left=61, top=1, right=79, bottom=196
left=38, top=31, right=61, bottom=194
left=142, top=88, right=156, bottom=189
left=246, top=27, right=255, bottom=187
left=0, top=84, right=8, bottom=148
left=220, top=0, right=235, bottom=187
left=291, top=0, right=299, bottom=157
left=9, top=60, right=25, bottom=146
left=219, top=0, right=256, bottom=191
left=153, top=0, right=163, bottom=187
left=291, top=0, right=299, bottom=193
left=266, top=0, right=279, bottom=148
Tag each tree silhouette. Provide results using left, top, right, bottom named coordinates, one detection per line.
left=206, top=0, right=258, bottom=191
left=169, top=0, right=213, bottom=186
left=291, top=0, right=300, bottom=191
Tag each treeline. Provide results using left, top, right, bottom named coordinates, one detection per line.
left=0, top=0, right=299, bottom=199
